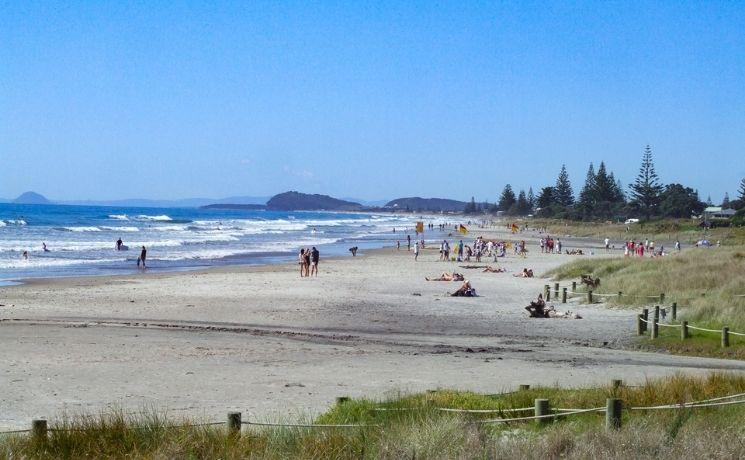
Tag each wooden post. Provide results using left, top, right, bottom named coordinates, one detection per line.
left=336, top=396, right=350, bottom=405
left=654, top=306, right=660, bottom=324
left=660, top=293, right=665, bottom=304
left=519, top=384, right=530, bottom=391
left=544, top=284, right=549, bottom=299
left=587, top=290, right=593, bottom=304
left=32, top=419, right=47, bottom=442
left=571, top=281, right=576, bottom=292
left=606, top=399, right=622, bottom=430
left=722, top=327, right=730, bottom=348
left=227, top=412, right=241, bottom=436
left=554, top=282, right=559, bottom=298
left=681, top=321, right=689, bottom=339
left=611, top=379, right=623, bottom=389
left=618, top=291, right=622, bottom=300
left=651, top=317, right=659, bottom=339
left=637, top=314, right=644, bottom=335
left=671, top=302, right=677, bottom=321
left=642, top=308, right=649, bottom=333
left=534, top=399, right=550, bottom=426
left=562, top=287, right=567, bottom=303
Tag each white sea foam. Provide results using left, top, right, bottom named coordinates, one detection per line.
left=108, top=214, right=129, bottom=220
left=136, top=214, right=173, bottom=221
left=0, top=257, right=121, bottom=269
left=2, top=219, right=27, bottom=226
left=61, top=226, right=102, bottom=232
left=101, top=226, right=140, bottom=232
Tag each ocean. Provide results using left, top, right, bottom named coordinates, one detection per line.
left=0, top=203, right=426, bottom=282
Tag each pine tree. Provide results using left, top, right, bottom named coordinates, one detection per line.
left=609, top=173, right=625, bottom=203
left=628, top=146, right=664, bottom=220
left=527, top=187, right=535, bottom=211
left=594, top=162, right=615, bottom=203
left=498, top=184, right=516, bottom=212
left=722, top=192, right=730, bottom=209
left=536, top=186, right=555, bottom=209
left=464, top=196, right=477, bottom=214
left=553, top=165, right=574, bottom=207
left=577, top=163, right=596, bottom=216
left=512, top=190, right=530, bottom=215
left=740, top=178, right=745, bottom=202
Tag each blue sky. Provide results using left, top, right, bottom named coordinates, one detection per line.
left=1, top=1, right=744, bottom=202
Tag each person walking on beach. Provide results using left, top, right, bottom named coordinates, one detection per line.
left=299, top=249, right=307, bottom=277
left=303, top=247, right=311, bottom=275
left=407, top=234, right=411, bottom=251
left=396, top=241, right=400, bottom=250
left=457, top=240, right=464, bottom=262
left=138, top=246, right=147, bottom=268
left=310, top=247, right=319, bottom=276
left=414, top=241, right=420, bottom=261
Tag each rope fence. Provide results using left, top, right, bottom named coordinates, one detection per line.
left=635, top=304, right=744, bottom=346
left=4, top=384, right=745, bottom=437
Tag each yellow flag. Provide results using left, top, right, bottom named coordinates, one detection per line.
left=416, top=222, right=424, bottom=233
left=459, top=224, right=468, bottom=235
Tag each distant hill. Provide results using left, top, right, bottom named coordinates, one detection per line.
left=13, top=191, right=51, bottom=205
left=201, top=203, right=266, bottom=211
left=385, top=197, right=467, bottom=212
left=266, top=191, right=363, bottom=211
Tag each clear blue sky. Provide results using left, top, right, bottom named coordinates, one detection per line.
left=1, top=1, right=744, bottom=202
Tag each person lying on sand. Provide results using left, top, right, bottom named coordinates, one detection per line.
left=482, top=266, right=507, bottom=273
left=513, top=268, right=534, bottom=278
left=545, top=307, right=583, bottom=319
left=426, top=272, right=464, bottom=281
left=451, top=280, right=476, bottom=297
left=525, top=294, right=547, bottom=317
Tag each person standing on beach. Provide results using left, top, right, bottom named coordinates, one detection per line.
left=414, top=241, right=420, bottom=261
left=457, top=240, right=464, bottom=262
left=310, top=247, right=319, bottom=276
left=138, top=246, right=147, bottom=268
left=407, top=234, right=411, bottom=251
left=303, top=248, right=311, bottom=275
left=299, top=249, right=306, bottom=277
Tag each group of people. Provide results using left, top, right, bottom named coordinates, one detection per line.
left=539, top=236, right=561, bottom=254
left=623, top=240, right=664, bottom=257
left=298, top=247, right=320, bottom=277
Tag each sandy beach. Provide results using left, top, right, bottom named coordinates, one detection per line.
left=2, top=226, right=744, bottom=429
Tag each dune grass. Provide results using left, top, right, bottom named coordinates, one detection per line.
left=2, top=374, right=745, bottom=459
left=529, top=218, right=745, bottom=246
left=545, top=246, right=745, bottom=331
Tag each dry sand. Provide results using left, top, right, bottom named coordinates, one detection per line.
left=1, top=227, right=743, bottom=429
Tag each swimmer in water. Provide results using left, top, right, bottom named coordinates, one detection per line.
left=42, top=242, right=49, bottom=252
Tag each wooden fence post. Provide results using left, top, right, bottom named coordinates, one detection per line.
left=611, top=379, right=623, bottom=389
left=642, top=308, right=649, bottom=333
left=32, top=419, right=47, bottom=442
left=534, top=399, right=550, bottom=426
left=544, top=284, right=549, bottom=299
left=618, top=291, right=622, bottom=300
left=554, top=282, right=559, bottom=299
left=681, top=321, right=689, bottom=339
left=519, top=384, right=530, bottom=391
left=606, top=399, right=622, bottom=430
left=660, top=293, right=665, bottom=304
left=654, top=305, right=660, bottom=323
left=651, top=306, right=659, bottom=339
left=572, top=281, right=576, bottom=292
left=227, top=412, right=241, bottom=436
left=587, top=290, right=593, bottom=304
left=562, top=288, right=567, bottom=304
left=671, top=302, right=677, bottom=321
left=637, top=314, right=644, bottom=335
left=722, top=327, right=730, bottom=348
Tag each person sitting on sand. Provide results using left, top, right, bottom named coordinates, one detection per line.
left=525, top=294, right=547, bottom=318
left=426, top=272, right=464, bottom=281
left=513, top=268, right=534, bottom=278
left=482, top=266, right=506, bottom=273
left=451, top=280, right=476, bottom=297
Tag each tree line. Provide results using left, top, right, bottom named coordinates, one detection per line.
left=463, top=145, right=745, bottom=221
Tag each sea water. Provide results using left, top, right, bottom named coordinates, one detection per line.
left=0, top=203, right=427, bottom=281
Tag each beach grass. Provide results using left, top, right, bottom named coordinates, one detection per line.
left=545, top=246, right=745, bottom=357
left=530, top=218, right=745, bottom=246
left=2, top=374, right=744, bottom=459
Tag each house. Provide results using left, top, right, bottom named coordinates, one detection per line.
left=703, top=206, right=737, bottom=219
